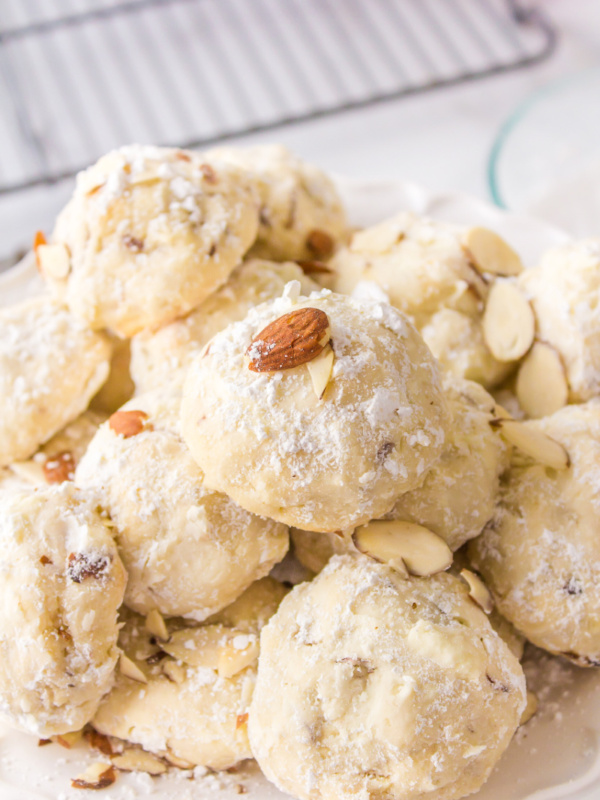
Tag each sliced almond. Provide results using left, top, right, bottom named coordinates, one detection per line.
left=482, top=281, right=535, bottom=362
left=247, top=308, right=331, bottom=372
left=10, top=459, right=46, bottom=485
left=350, top=220, right=405, bottom=254
left=71, top=762, right=116, bottom=790
left=129, top=170, right=161, bottom=186
left=464, top=227, right=523, bottom=276
left=145, top=609, right=169, bottom=641
left=161, top=751, right=195, bottom=769
left=119, top=654, right=148, bottom=684
left=109, top=409, right=149, bottom=438
left=516, top=342, right=569, bottom=419
left=33, top=230, right=47, bottom=270
left=43, top=451, right=76, bottom=484
left=296, top=260, right=333, bottom=276
left=37, top=243, right=71, bottom=280
left=520, top=691, right=539, bottom=726
left=162, top=660, right=186, bottom=684
left=84, top=729, right=113, bottom=756
left=306, top=344, right=334, bottom=399
left=493, top=418, right=570, bottom=469
left=236, top=713, right=249, bottom=730
left=306, top=229, right=334, bottom=257
left=53, top=730, right=83, bottom=749
left=160, top=624, right=230, bottom=668
left=353, top=520, right=452, bottom=578
left=460, top=569, right=494, bottom=614
left=217, top=635, right=260, bottom=679
left=112, top=749, right=167, bottom=775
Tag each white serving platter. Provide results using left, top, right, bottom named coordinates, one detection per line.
left=2, top=178, right=599, bottom=800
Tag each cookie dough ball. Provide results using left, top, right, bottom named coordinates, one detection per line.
left=131, top=259, right=319, bottom=394
left=0, top=484, right=126, bottom=737
left=181, top=289, right=449, bottom=532
left=469, top=402, right=600, bottom=666
left=291, top=528, right=353, bottom=574
left=519, top=240, right=600, bottom=401
left=333, top=213, right=513, bottom=388
left=44, top=145, right=259, bottom=336
left=390, top=376, right=509, bottom=551
left=249, top=556, right=526, bottom=800
left=0, top=298, right=111, bottom=467
left=93, top=578, right=287, bottom=769
left=76, top=391, right=288, bottom=621
left=206, top=144, right=347, bottom=262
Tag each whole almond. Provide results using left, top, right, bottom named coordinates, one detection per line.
left=43, top=451, right=76, bottom=484
left=247, top=308, right=331, bottom=372
left=109, top=410, right=149, bottom=438
left=306, top=229, right=334, bottom=257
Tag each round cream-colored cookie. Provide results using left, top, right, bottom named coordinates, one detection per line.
left=469, top=402, right=600, bottom=666
left=206, top=144, right=347, bottom=262
left=390, top=375, right=509, bottom=551
left=181, top=289, right=449, bottom=532
left=249, top=556, right=526, bottom=800
left=519, top=240, right=600, bottom=401
left=0, top=298, right=111, bottom=467
left=93, top=578, right=287, bottom=769
left=332, top=213, right=513, bottom=388
left=76, top=391, right=289, bottom=620
left=44, top=145, right=259, bottom=336
left=0, top=484, right=126, bottom=737
left=131, top=259, right=319, bottom=394
left=291, top=528, right=353, bottom=574
left=9, top=409, right=105, bottom=488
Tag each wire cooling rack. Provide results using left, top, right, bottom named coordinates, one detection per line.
left=0, top=0, right=555, bottom=196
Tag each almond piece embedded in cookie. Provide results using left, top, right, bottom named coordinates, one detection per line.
left=71, top=762, right=116, bottom=790
left=483, top=281, right=535, bottom=362
left=353, top=520, right=452, bottom=578
left=43, top=451, right=76, bottom=484
left=460, top=569, right=494, bottom=614
left=217, top=634, right=260, bottom=679
left=112, top=749, right=167, bottom=775
left=491, top=418, right=570, bottom=470
left=145, top=609, right=169, bottom=641
left=516, top=342, right=569, bottom=419
left=109, top=409, right=149, bottom=438
left=247, top=308, right=331, bottom=372
left=37, top=243, right=71, bottom=280
left=464, top=227, right=523, bottom=276
left=306, top=229, right=334, bottom=258
left=119, top=654, right=148, bottom=684
left=306, top=344, right=334, bottom=399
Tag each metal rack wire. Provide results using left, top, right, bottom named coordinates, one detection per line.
left=0, top=0, right=556, bottom=197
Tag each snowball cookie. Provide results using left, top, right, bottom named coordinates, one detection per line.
left=519, top=240, right=600, bottom=401
left=389, top=376, right=509, bottom=551
left=181, top=289, right=449, bottom=532
left=332, top=213, right=511, bottom=388
left=469, top=402, right=600, bottom=667
left=76, top=391, right=289, bottom=621
left=291, top=528, right=353, bottom=574
left=0, top=298, right=111, bottom=467
left=44, top=145, right=260, bottom=336
left=206, top=144, right=347, bottom=262
left=93, top=577, right=287, bottom=769
left=131, top=259, right=319, bottom=394
left=0, top=484, right=126, bottom=737
left=249, top=556, right=526, bottom=800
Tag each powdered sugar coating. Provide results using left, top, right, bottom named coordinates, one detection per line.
left=469, top=401, right=600, bottom=666
left=131, top=259, right=318, bottom=394
left=0, top=298, right=111, bottom=467
left=333, top=213, right=511, bottom=388
left=76, top=390, right=288, bottom=621
left=206, top=144, right=347, bottom=261
left=519, top=239, right=600, bottom=401
left=249, top=556, right=526, bottom=800
left=469, top=402, right=600, bottom=666
left=0, top=484, right=126, bottom=737
left=93, top=578, right=287, bottom=769
left=181, top=290, right=449, bottom=532
left=390, top=375, right=509, bottom=551
left=48, top=145, right=259, bottom=336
